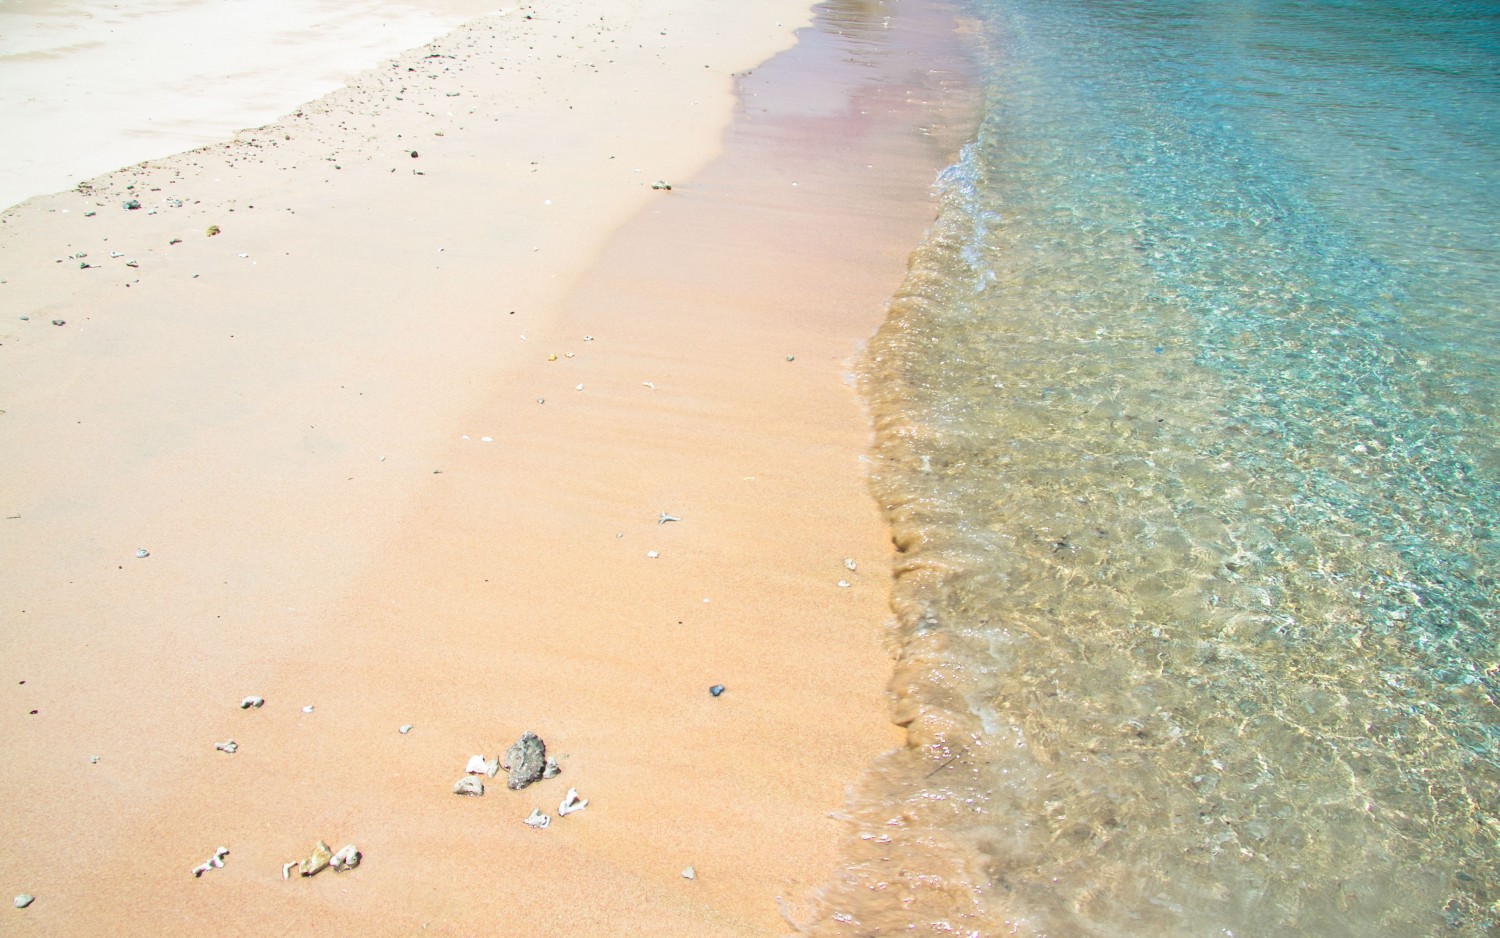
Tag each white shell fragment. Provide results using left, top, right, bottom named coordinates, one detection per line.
left=281, top=862, right=298, bottom=881
left=14, top=894, right=34, bottom=909
left=399, top=724, right=413, bottom=734
left=453, top=776, right=484, bottom=796
left=465, top=755, right=488, bottom=775
left=300, top=705, right=314, bottom=714
left=837, top=580, right=851, bottom=589
left=192, top=846, right=230, bottom=878
left=681, top=866, right=696, bottom=880
left=240, top=696, right=265, bottom=709
left=844, top=558, right=857, bottom=571
left=543, top=757, right=561, bottom=779
left=658, top=512, right=681, bottom=525
left=215, top=740, right=238, bottom=754
left=523, top=809, right=551, bottom=829
left=558, top=788, right=587, bottom=816
left=134, top=548, right=150, bottom=558
left=329, top=845, right=361, bottom=872
left=646, top=550, right=660, bottom=559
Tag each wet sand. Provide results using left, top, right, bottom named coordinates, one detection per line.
left=0, top=0, right=974, bottom=933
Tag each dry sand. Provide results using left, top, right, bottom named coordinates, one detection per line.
left=0, top=0, right=974, bottom=933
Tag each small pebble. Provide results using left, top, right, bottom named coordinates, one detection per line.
left=399, top=724, right=413, bottom=734
left=240, top=696, right=264, bottom=709
left=844, top=558, right=857, bottom=571
left=215, top=740, right=238, bottom=754
left=646, top=550, right=660, bottom=559
left=89, top=755, right=99, bottom=764
left=135, top=548, right=149, bottom=558
left=681, top=866, right=696, bottom=880
left=14, top=894, right=34, bottom=909
left=709, top=684, right=725, bottom=697
left=301, top=705, right=314, bottom=714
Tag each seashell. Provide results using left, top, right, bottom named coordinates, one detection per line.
left=135, top=548, right=150, bottom=558
left=14, top=894, right=34, bottom=908
left=215, top=740, right=238, bottom=754
left=240, top=696, right=264, bottom=709
left=542, top=756, right=561, bottom=779
left=844, top=558, right=857, bottom=571
left=485, top=758, right=500, bottom=778
left=558, top=788, right=587, bottom=816
left=502, top=732, right=546, bottom=790
left=453, top=775, right=484, bottom=796
left=523, top=809, right=550, bottom=829
left=329, top=845, right=361, bottom=872
left=681, top=866, right=696, bottom=880
left=646, top=550, right=659, bottom=559
left=657, top=512, right=681, bottom=525
left=465, top=755, right=488, bottom=775
left=399, top=724, right=413, bottom=734
left=299, top=841, right=333, bottom=877
left=281, top=861, right=298, bottom=881
left=301, top=705, right=314, bottom=713
left=837, top=580, right=850, bottom=588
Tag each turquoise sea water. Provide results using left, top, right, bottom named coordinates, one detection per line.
left=814, top=0, right=1500, bottom=934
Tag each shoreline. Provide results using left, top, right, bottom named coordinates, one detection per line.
left=0, top=0, right=976, bottom=932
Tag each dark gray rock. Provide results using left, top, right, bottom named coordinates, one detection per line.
left=502, top=731, right=546, bottom=790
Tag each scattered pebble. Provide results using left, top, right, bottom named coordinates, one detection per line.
left=51, top=319, right=66, bottom=326
left=329, top=844, right=361, bottom=872
left=646, top=550, right=660, bottom=559
left=844, top=558, right=857, bottom=571
left=399, top=724, right=413, bottom=734
left=651, top=180, right=672, bottom=190
left=502, top=731, right=547, bottom=790
left=709, top=684, right=725, bottom=697
left=523, top=808, right=550, bottom=829
left=135, top=548, right=149, bottom=558
left=301, top=705, right=314, bottom=714
left=453, top=776, right=484, bottom=796
left=240, top=696, right=265, bottom=709
left=837, top=580, right=850, bottom=588
left=123, top=200, right=141, bottom=210
left=786, top=355, right=795, bottom=362
left=215, top=740, right=238, bottom=754
left=13, top=894, right=34, bottom=909
left=543, top=756, right=561, bottom=779
left=681, top=866, right=696, bottom=880
left=575, top=383, right=584, bottom=391
left=191, top=846, right=230, bottom=878
left=89, top=755, right=99, bottom=764
left=558, top=787, right=587, bottom=816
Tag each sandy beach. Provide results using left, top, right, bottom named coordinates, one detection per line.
left=0, top=0, right=974, bottom=933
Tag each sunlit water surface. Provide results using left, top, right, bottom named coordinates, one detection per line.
left=814, top=1, right=1500, bottom=934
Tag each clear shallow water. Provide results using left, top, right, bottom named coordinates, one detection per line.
left=812, top=1, right=1500, bottom=934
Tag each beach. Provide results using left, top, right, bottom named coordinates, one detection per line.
left=0, top=0, right=975, bottom=933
